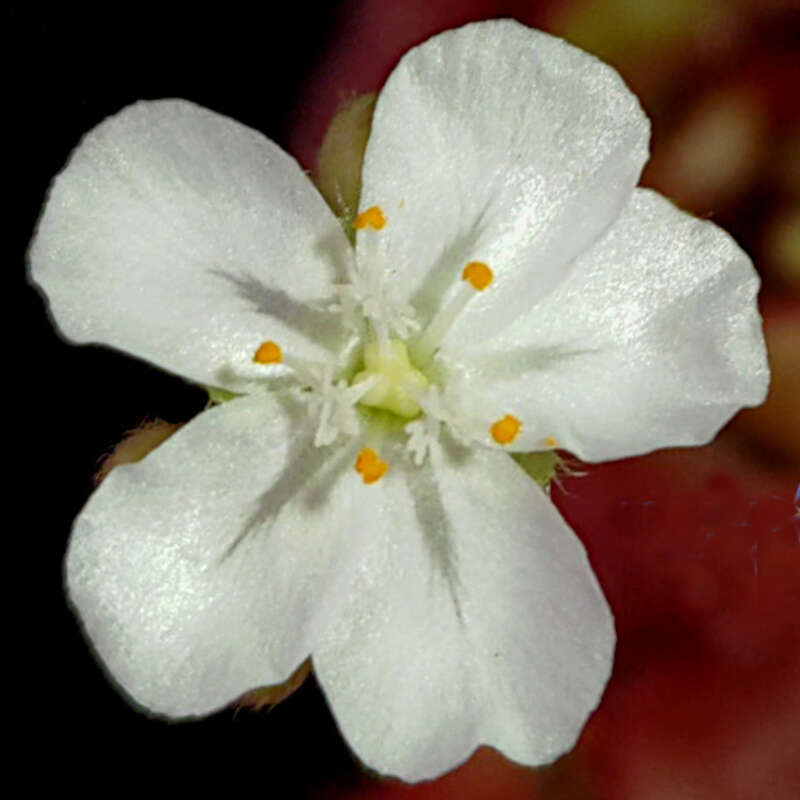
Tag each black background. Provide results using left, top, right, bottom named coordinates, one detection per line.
left=15, top=3, right=368, bottom=793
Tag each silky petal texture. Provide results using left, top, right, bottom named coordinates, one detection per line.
left=30, top=100, right=352, bottom=392
left=443, top=189, right=769, bottom=461
left=313, top=442, right=614, bottom=781
left=357, top=19, right=649, bottom=342
left=66, top=392, right=373, bottom=717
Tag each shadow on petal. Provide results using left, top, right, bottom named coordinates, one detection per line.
left=219, top=394, right=333, bottom=561
left=469, top=344, right=599, bottom=380
left=312, top=225, right=354, bottom=283
left=210, top=269, right=344, bottom=349
left=406, top=454, right=463, bottom=624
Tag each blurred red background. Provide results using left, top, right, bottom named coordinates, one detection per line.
left=289, top=2, right=799, bottom=798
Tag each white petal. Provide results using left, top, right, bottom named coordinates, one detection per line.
left=313, top=442, right=614, bottom=781
left=66, top=392, right=371, bottom=717
left=358, top=20, right=649, bottom=341
left=30, top=100, right=351, bottom=391
left=443, top=189, right=769, bottom=461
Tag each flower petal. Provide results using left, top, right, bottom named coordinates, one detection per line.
left=66, top=392, right=371, bottom=717
left=443, top=189, right=769, bottom=461
left=358, top=20, right=649, bottom=341
left=313, top=442, right=614, bottom=781
left=30, top=100, right=351, bottom=391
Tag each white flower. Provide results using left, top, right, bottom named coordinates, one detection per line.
left=29, top=20, right=767, bottom=782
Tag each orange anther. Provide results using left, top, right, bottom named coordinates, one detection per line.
left=490, top=414, right=521, bottom=445
left=544, top=436, right=558, bottom=449
left=354, top=206, right=387, bottom=230
left=462, top=261, right=493, bottom=291
left=253, top=340, right=282, bottom=364
left=355, top=447, right=389, bottom=484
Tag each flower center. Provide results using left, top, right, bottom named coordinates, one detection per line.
left=351, top=339, right=428, bottom=418
left=247, top=205, right=539, bottom=481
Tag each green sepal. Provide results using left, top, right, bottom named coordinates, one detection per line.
left=312, top=93, right=377, bottom=237
left=205, top=385, right=240, bottom=405
left=512, top=451, right=559, bottom=489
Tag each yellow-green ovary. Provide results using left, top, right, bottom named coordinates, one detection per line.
left=352, top=339, right=429, bottom=418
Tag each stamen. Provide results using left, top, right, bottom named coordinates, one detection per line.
left=414, top=260, right=493, bottom=361
left=490, top=414, right=521, bottom=445
left=329, top=284, right=362, bottom=334
left=251, top=341, right=320, bottom=381
left=373, top=318, right=391, bottom=353
left=544, top=436, right=558, bottom=449
left=462, top=261, right=493, bottom=291
left=355, top=447, right=389, bottom=484
left=354, top=206, right=386, bottom=230
left=253, top=340, right=282, bottom=364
